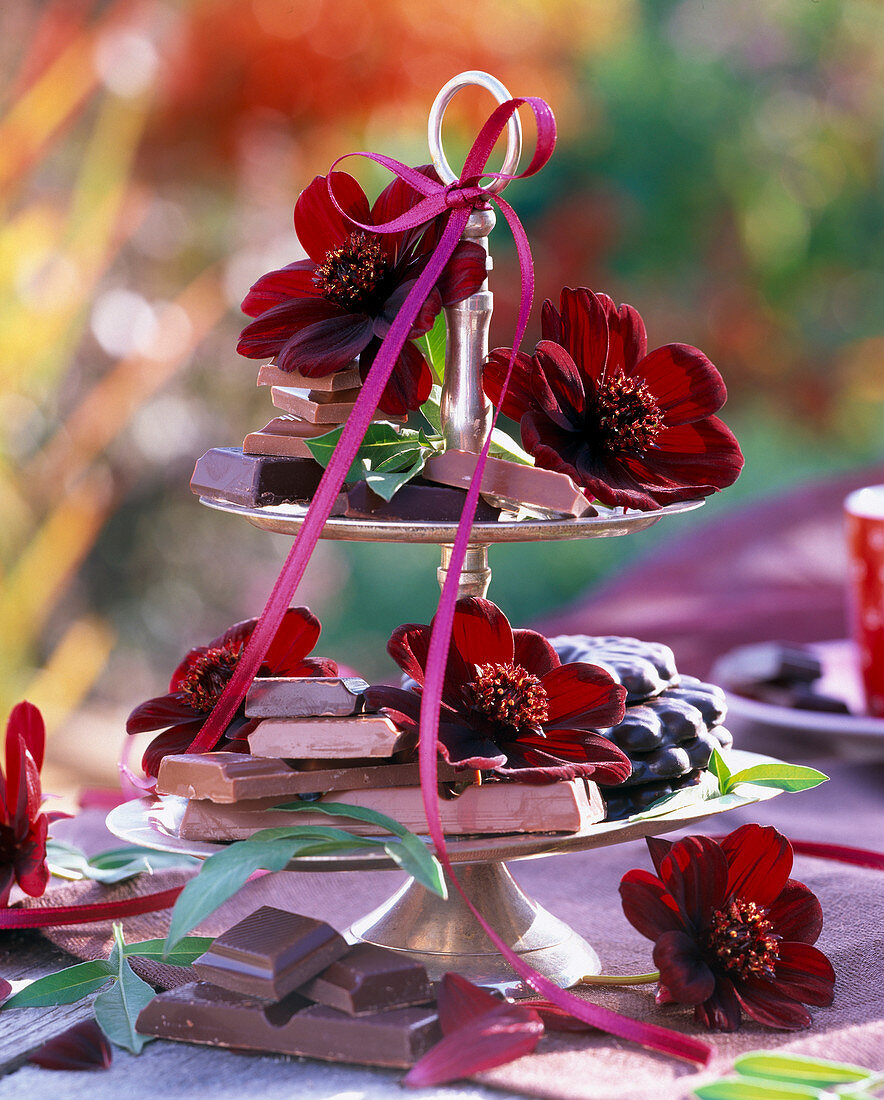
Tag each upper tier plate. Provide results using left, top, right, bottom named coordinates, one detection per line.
left=199, top=495, right=704, bottom=544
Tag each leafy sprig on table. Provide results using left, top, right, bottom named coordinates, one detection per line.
left=694, top=1051, right=884, bottom=1099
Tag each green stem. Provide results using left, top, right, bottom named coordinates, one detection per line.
left=579, top=971, right=660, bottom=986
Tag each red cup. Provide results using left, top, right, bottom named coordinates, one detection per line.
left=845, top=485, right=884, bottom=717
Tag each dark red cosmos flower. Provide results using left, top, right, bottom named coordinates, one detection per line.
left=237, top=168, right=486, bottom=416
left=483, top=287, right=744, bottom=511
left=619, top=824, right=835, bottom=1031
left=366, top=597, right=630, bottom=785
left=1, top=702, right=65, bottom=907
left=126, top=607, right=337, bottom=777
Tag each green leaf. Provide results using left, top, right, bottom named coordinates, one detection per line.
left=363, top=448, right=429, bottom=501
left=421, top=385, right=444, bottom=434
left=734, top=1053, right=874, bottom=1089
left=693, top=1078, right=829, bottom=1099
left=708, top=748, right=732, bottom=793
left=726, top=764, right=829, bottom=794
left=123, top=936, right=215, bottom=967
left=1, top=960, right=113, bottom=1009
left=307, top=423, right=441, bottom=498
left=46, top=839, right=198, bottom=883
left=93, top=926, right=156, bottom=1054
left=488, top=426, right=535, bottom=466
left=420, top=312, right=447, bottom=384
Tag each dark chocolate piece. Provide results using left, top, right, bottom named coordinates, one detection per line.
left=136, top=982, right=440, bottom=1067
left=192, top=907, right=348, bottom=999
left=714, top=642, right=822, bottom=691
left=299, top=943, right=432, bottom=1016
left=190, top=447, right=335, bottom=507
left=344, top=478, right=502, bottom=522
left=245, top=676, right=369, bottom=718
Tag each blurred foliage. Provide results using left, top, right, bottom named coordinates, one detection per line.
left=0, top=0, right=881, bottom=733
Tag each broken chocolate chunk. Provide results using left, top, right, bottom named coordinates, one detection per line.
left=299, top=943, right=433, bottom=1016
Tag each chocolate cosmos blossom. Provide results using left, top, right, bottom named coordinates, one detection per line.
left=127, top=607, right=337, bottom=777
left=366, top=597, right=630, bottom=785
left=619, top=825, right=835, bottom=1030
left=1, top=702, right=65, bottom=907
left=483, top=287, right=744, bottom=511
left=237, top=168, right=486, bottom=415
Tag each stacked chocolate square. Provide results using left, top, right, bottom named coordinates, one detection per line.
left=156, top=674, right=607, bottom=840
left=137, top=906, right=441, bottom=1067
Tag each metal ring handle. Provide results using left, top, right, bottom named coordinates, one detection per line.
left=427, top=70, right=522, bottom=194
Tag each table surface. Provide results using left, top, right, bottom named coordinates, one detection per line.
left=1, top=738, right=881, bottom=1100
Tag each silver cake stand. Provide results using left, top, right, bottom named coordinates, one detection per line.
left=110, top=73, right=756, bottom=997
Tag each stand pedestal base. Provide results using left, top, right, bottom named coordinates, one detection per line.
left=347, top=860, right=600, bottom=997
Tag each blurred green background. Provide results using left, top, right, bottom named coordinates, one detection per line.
left=1, top=0, right=881, bottom=794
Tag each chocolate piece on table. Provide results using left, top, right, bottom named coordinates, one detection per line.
left=299, top=943, right=432, bottom=1016
left=258, top=361, right=362, bottom=392
left=177, top=777, right=605, bottom=841
left=245, top=676, right=369, bottom=718
left=190, top=447, right=332, bottom=507
left=344, top=478, right=502, bottom=522
left=248, top=714, right=409, bottom=759
left=271, top=386, right=361, bottom=424
left=156, top=753, right=462, bottom=803
left=192, top=907, right=348, bottom=999
left=424, top=449, right=595, bottom=518
left=714, top=642, right=822, bottom=691
left=136, top=982, right=440, bottom=1068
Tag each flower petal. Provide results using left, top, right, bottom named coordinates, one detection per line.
left=436, top=240, right=487, bottom=306
left=540, top=297, right=563, bottom=344
left=773, top=942, right=835, bottom=1006
left=374, top=280, right=441, bottom=340
left=619, top=868, right=688, bottom=940
left=767, top=879, right=823, bottom=944
left=142, top=720, right=206, bottom=777
left=240, top=261, right=319, bottom=318
left=450, top=597, right=514, bottom=668
left=369, top=164, right=437, bottom=260
left=295, top=172, right=372, bottom=266
left=360, top=338, right=433, bottom=415
left=262, top=606, right=321, bottom=673
left=512, top=629, right=560, bottom=678
left=558, top=287, right=608, bottom=382
left=436, top=973, right=502, bottom=1035
left=611, top=301, right=648, bottom=373
left=719, top=824, right=792, bottom=908
left=531, top=341, right=586, bottom=428
left=542, top=663, right=626, bottom=727
left=646, top=836, right=674, bottom=877
left=278, top=312, right=373, bottom=376
left=652, top=929, right=716, bottom=1005
left=483, top=349, right=538, bottom=421
left=7, top=701, right=45, bottom=773
left=634, top=344, right=726, bottom=423
left=28, top=1020, right=112, bottom=1071
left=660, top=836, right=728, bottom=930
left=237, top=297, right=349, bottom=360
left=126, top=692, right=199, bottom=734
left=404, top=1003, right=543, bottom=1088
left=634, top=417, right=744, bottom=495
left=695, top=975, right=742, bottom=1031
left=733, top=980, right=812, bottom=1030
left=387, top=623, right=431, bottom=686
left=13, top=812, right=49, bottom=898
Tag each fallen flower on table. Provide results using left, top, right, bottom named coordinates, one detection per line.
left=1, top=701, right=67, bottom=907
left=28, top=1020, right=112, bottom=1071
left=126, top=606, right=337, bottom=776
left=482, top=287, right=743, bottom=511
left=619, top=824, right=835, bottom=1031
left=404, top=973, right=544, bottom=1088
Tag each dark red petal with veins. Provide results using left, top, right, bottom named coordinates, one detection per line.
left=767, top=879, right=823, bottom=944
left=512, top=629, right=560, bottom=678
left=619, top=869, right=688, bottom=940
left=295, top=656, right=339, bottom=677
left=213, top=617, right=256, bottom=653
left=637, top=344, right=726, bottom=423
left=237, top=297, right=349, bottom=359
left=295, top=172, right=372, bottom=265
left=435, top=724, right=507, bottom=771
left=436, top=973, right=502, bottom=1035
left=652, top=929, right=716, bottom=1005
left=241, top=261, right=320, bottom=318
left=262, top=606, right=321, bottom=673
left=450, top=597, right=514, bottom=669
left=634, top=418, right=744, bottom=495
left=719, top=824, right=792, bottom=908
left=369, top=164, right=438, bottom=260
left=732, top=980, right=811, bottom=1030
left=436, top=240, right=487, bottom=306
left=28, top=1020, right=112, bottom=1070
left=483, top=349, right=539, bottom=421
left=126, top=693, right=198, bottom=734
left=359, top=338, right=433, bottom=416
left=771, top=942, right=835, bottom=1006
left=142, top=720, right=205, bottom=777
left=278, top=312, right=373, bottom=376
left=8, top=701, right=45, bottom=773
left=374, top=280, right=441, bottom=340
left=542, top=663, right=626, bottom=727
left=558, top=287, right=608, bottom=382
left=500, top=731, right=630, bottom=785
left=0, top=978, right=10, bottom=1004
left=646, top=836, right=674, bottom=877
left=660, top=836, right=728, bottom=929
left=14, top=812, right=49, bottom=898
left=531, top=341, right=585, bottom=428
left=540, top=298, right=563, bottom=344
left=520, top=999, right=596, bottom=1032
left=404, top=1002, right=543, bottom=1088
left=695, top=975, right=742, bottom=1031
left=387, top=623, right=431, bottom=686
left=613, top=302, right=648, bottom=373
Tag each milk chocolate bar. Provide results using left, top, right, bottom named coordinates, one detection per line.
left=258, top=361, right=362, bottom=392
left=248, top=714, right=408, bottom=759
left=190, top=448, right=333, bottom=506
left=192, top=907, right=347, bottom=999
left=245, top=416, right=336, bottom=459
left=245, top=676, right=369, bottom=718
left=156, top=753, right=462, bottom=803
left=299, top=943, right=433, bottom=1016
left=344, top=479, right=502, bottom=522
left=136, top=982, right=440, bottom=1067
left=424, top=449, right=595, bottom=518
left=271, top=386, right=361, bottom=424
left=177, top=778, right=605, bottom=841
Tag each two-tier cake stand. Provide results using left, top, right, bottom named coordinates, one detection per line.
left=108, top=72, right=782, bottom=996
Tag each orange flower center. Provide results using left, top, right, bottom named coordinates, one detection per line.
left=465, top=662, right=550, bottom=730
left=180, top=644, right=243, bottom=713
left=315, top=231, right=389, bottom=311
left=594, top=373, right=663, bottom=453
left=706, top=898, right=780, bottom=981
